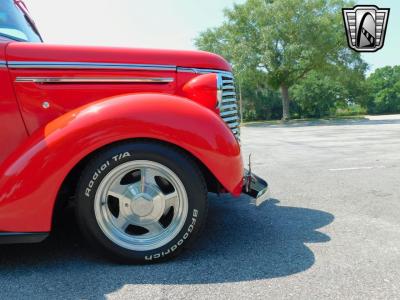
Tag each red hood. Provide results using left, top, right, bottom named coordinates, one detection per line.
left=5, top=42, right=231, bottom=71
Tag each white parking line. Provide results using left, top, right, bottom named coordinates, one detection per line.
left=329, top=166, right=385, bottom=171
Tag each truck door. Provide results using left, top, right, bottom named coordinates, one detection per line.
left=0, top=40, right=28, bottom=164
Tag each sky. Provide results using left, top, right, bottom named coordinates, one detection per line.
left=23, top=0, right=399, bottom=73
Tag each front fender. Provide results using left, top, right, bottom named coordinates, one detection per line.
left=0, top=93, right=243, bottom=232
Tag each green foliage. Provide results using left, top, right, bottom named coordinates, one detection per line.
left=364, top=66, right=400, bottom=114
left=241, top=85, right=283, bottom=121
left=291, top=73, right=343, bottom=118
left=335, top=104, right=367, bottom=117
left=197, top=0, right=352, bottom=86
left=290, top=66, right=368, bottom=118
left=195, top=0, right=370, bottom=120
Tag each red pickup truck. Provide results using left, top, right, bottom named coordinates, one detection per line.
left=0, top=0, right=269, bottom=263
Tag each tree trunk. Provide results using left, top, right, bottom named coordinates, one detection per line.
left=280, top=84, right=290, bottom=121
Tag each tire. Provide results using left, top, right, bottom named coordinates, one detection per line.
left=75, top=141, right=208, bottom=263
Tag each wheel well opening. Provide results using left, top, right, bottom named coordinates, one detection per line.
left=52, top=138, right=222, bottom=227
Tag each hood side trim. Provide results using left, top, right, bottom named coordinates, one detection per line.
left=177, top=67, right=232, bottom=76
left=7, top=61, right=176, bottom=71
left=15, top=77, right=174, bottom=84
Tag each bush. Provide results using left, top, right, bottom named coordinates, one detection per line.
left=364, top=66, right=400, bottom=114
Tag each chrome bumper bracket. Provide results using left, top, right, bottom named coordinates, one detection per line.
left=242, top=168, right=270, bottom=207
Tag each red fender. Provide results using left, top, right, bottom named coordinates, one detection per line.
left=0, top=93, right=243, bottom=232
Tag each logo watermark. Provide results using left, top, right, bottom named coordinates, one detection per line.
left=342, top=5, right=390, bottom=52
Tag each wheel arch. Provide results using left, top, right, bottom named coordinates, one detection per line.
left=0, top=93, right=242, bottom=232
left=53, top=138, right=221, bottom=227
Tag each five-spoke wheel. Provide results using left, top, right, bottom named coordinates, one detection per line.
left=95, top=160, right=188, bottom=251
left=76, top=142, right=208, bottom=263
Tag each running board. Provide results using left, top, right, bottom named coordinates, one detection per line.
left=0, top=232, right=49, bottom=245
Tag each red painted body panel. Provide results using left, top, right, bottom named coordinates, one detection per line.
left=182, top=73, right=219, bottom=111
left=9, top=68, right=177, bottom=134
left=0, top=94, right=243, bottom=232
left=0, top=5, right=244, bottom=235
left=6, top=43, right=232, bottom=71
left=0, top=41, right=28, bottom=164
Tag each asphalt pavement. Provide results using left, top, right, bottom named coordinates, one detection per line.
left=1, top=115, right=400, bottom=299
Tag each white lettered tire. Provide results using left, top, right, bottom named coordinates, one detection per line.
left=76, top=141, right=208, bottom=263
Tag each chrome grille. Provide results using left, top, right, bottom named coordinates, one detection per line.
left=218, top=73, right=240, bottom=140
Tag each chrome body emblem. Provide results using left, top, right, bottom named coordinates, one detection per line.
left=342, top=5, right=390, bottom=52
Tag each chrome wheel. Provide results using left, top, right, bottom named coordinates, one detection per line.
left=94, top=160, right=188, bottom=251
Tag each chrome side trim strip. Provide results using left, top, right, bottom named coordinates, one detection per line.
left=8, top=61, right=177, bottom=71
left=0, top=60, right=6, bottom=68
left=7, top=62, right=231, bottom=74
left=15, top=77, right=174, bottom=84
left=177, top=67, right=233, bottom=76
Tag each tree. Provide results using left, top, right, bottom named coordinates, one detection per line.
left=364, top=66, right=400, bottom=114
left=195, top=0, right=365, bottom=120
left=239, top=69, right=283, bottom=120
left=291, top=61, right=368, bottom=118
left=291, top=72, right=343, bottom=118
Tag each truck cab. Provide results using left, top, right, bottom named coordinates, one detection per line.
left=0, top=0, right=268, bottom=263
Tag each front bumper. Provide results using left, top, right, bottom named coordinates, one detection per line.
left=242, top=169, right=270, bottom=206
